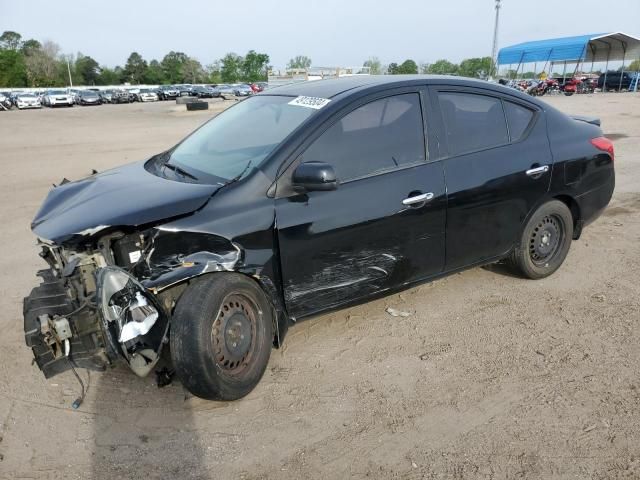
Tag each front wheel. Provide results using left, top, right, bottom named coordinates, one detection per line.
left=170, top=273, right=273, bottom=400
left=510, top=200, right=573, bottom=279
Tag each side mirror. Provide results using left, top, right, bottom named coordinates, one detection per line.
left=292, top=162, right=338, bottom=192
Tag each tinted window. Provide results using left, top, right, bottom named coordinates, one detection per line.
left=438, top=92, right=508, bottom=155
left=504, top=101, right=534, bottom=142
left=302, top=93, right=425, bottom=182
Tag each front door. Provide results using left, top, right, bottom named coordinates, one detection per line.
left=275, top=90, right=446, bottom=319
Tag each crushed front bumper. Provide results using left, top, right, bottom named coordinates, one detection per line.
left=24, top=269, right=111, bottom=378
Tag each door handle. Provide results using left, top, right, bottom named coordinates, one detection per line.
left=402, top=192, right=434, bottom=206
left=526, top=165, right=550, bottom=177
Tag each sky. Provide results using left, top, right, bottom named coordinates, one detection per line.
left=1, top=0, right=639, bottom=69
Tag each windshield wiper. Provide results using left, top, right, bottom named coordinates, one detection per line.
left=223, top=160, right=253, bottom=187
left=163, top=162, right=199, bottom=181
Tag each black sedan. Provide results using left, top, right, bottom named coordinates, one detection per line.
left=75, top=90, right=102, bottom=106
left=24, top=76, right=614, bottom=402
left=192, top=85, right=220, bottom=98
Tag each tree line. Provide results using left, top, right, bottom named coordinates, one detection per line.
left=10, top=29, right=623, bottom=89
left=0, top=31, right=271, bottom=87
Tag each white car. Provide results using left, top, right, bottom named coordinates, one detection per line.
left=42, top=90, right=74, bottom=107
left=138, top=89, right=159, bottom=102
left=15, top=94, right=42, bottom=110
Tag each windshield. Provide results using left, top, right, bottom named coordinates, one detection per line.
left=168, top=95, right=317, bottom=181
left=83, top=91, right=98, bottom=97
left=49, top=90, right=65, bottom=95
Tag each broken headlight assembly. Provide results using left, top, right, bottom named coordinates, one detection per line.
left=97, top=267, right=169, bottom=377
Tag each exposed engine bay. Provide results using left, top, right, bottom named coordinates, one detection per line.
left=23, top=227, right=241, bottom=380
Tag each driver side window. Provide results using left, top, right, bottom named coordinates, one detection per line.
left=301, top=93, right=426, bottom=182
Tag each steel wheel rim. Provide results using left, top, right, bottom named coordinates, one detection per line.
left=211, top=293, right=258, bottom=375
left=529, top=214, right=564, bottom=266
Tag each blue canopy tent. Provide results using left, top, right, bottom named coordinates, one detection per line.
left=497, top=32, right=640, bottom=90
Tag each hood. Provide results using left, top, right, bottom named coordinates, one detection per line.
left=32, top=160, right=220, bottom=244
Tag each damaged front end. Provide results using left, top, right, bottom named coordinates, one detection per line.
left=23, top=224, right=246, bottom=380
left=24, top=239, right=170, bottom=378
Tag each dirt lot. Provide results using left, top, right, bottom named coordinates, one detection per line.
left=0, top=93, right=639, bottom=480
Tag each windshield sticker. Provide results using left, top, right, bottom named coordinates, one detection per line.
left=288, top=96, right=331, bottom=109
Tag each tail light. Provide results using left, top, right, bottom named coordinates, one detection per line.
left=590, top=137, right=614, bottom=161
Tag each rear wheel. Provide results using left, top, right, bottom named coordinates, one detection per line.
left=510, top=200, right=573, bottom=279
left=170, top=273, right=273, bottom=400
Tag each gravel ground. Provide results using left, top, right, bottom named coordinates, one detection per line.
left=0, top=93, right=638, bottom=480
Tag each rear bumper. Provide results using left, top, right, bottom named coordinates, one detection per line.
left=576, top=173, right=615, bottom=229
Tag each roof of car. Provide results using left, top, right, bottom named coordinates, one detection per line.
left=261, top=74, right=544, bottom=105
left=263, top=75, right=516, bottom=98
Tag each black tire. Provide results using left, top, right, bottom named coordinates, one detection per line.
left=510, top=200, right=573, bottom=279
left=170, top=273, right=273, bottom=400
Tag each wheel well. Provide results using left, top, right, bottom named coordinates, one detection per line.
left=553, top=194, right=582, bottom=239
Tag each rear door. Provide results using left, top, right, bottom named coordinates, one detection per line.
left=429, top=87, right=553, bottom=270
left=275, top=89, right=446, bottom=318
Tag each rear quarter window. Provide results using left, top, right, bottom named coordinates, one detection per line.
left=503, top=101, right=534, bottom=142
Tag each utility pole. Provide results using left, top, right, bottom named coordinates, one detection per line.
left=67, top=58, right=73, bottom=87
left=490, top=0, right=502, bottom=78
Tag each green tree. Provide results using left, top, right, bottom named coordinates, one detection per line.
left=123, top=52, right=148, bottom=84
left=287, top=55, right=311, bottom=70
left=0, top=31, right=22, bottom=50
left=0, top=49, right=27, bottom=87
left=96, top=66, right=121, bottom=85
left=242, top=50, right=269, bottom=82
left=363, top=56, right=383, bottom=75
left=24, top=41, right=63, bottom=87
left=144, top=59, right=165, bottom=84
left=205, top=61, right=222, bottom=84
left=75, top=54, right=100, bottom=85
left=426, top=59, right=459, bottom=75
left=220, top=52, right=243, bottom=83
left=21, top=39, right=41, bottom=55
left=161, top=51, right=189, bottom=83
left=182, top=58, right=204, bottom=83
left=398, top=59, right=418, bottom=74
left=389, top=60, right=418, bottom=74
left=458, top=56, right=492, bottom=79
left=628, top=59, right=640, bottom=71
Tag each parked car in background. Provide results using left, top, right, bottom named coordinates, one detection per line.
left=597, top=72, right=633, bottom=91
left=233, top=84, right=253, bottom=96
left=157, top=86, right=179, bottom=100
left=126, top=88, right=140, bottom=102
left=193, top=85, right=220, bottom=98
left=75, top=90, right=102, bottom=106
left=0, top=91, right=12, bottom=110
left=99, top=90, right=114, bottom=103
left=177, top=85, right=195, bottom=96
left=42, top=90, right=74, bottom=107
left=15, top=93, right=42, bottom=109
left=138, top=88, right=159, bottom=102
left=111, top=90, right=130, bottom=104
left=217, top=84, right=236, bottom=97
left=22, top=76, right=615, bottom=402
left=250, top=82, right=267, bottom=93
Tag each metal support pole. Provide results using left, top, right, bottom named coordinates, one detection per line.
left=603, top=47, right=610, bottom=92
left=490, top=0, right=502, bottom=78
left=618, top=42, right=627, bottom=91
left=562, top=61, right=567, bottom=84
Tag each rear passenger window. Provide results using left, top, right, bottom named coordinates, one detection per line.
left=438, top=92, right=508, bottom=155
left=302, top=93, right=425, bottom=182
left=504, top=101, right=534, bottom=142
